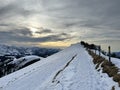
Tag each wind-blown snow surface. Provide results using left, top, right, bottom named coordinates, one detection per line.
left=0, top=43, right=119, bottom=90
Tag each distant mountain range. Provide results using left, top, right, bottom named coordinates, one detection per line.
left=0, top=44, right=60, bottom=58
left=111, top=52, right=120, bottom=59
left=0, top=44, right=60, bottom=78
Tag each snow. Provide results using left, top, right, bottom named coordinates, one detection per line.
left=10, top=55, right=43, bottom=70
left=0, top=43, right=119, bottom=90
left=13, top=55, right=42, bottom=63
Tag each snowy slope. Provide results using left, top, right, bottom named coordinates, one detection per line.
left=0, top=43, right=119, bottom=90
left=10, top=55, right=44, bottom=70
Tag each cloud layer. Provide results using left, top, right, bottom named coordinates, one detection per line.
left=0, top=0, right=120, bottom=51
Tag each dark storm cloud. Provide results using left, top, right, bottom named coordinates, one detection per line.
left=41, top=0, right=120, bottom=30
left=13, top=28, right=32, bottom=36
left=1, top=0, right=120, bottom=30
left=0, top=28, right=32, bottom=42
left=35, top=28, right=53, bottom=34
left=60, top=33, right=68, bottom=36
left=59, top=32, right=73, bottom=39
left=0, top=2, right=16, bottom=16
left=83, top=0, right=120, bottom=30
left=80, top=30, right=120, bottom=43
left=0, top=24, right=10, bottom=26
left=0, top=0, right=35, bottom=20
left=0, top=28, right=71, bottom=43
left=35, top=28, right=73, bottom=40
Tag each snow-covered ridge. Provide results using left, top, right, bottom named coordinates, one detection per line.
left=0, top=43, right=79, bottom=89
left=0, top=43, right=119, bottom=90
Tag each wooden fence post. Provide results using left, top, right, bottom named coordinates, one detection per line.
left=99, top=45, right=101, bottom=57
left=95, top=48, right=96, bottom=54
left=108, top=46, right=111, bottom=62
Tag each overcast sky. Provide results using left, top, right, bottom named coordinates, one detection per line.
left=0, top=0, right=120, bottom=51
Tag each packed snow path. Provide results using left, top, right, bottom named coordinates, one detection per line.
left=0, top=43, right=119, bottom=90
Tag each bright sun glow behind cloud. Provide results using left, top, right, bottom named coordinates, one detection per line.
left=29, top=27, right=40, bottom=37
left=39, top=41, right=72, bottom=48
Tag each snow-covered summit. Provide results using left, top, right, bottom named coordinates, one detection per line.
left=0, top=43, right=119, bottom=90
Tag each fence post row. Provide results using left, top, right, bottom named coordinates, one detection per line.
left=80, top=41, right=114, bottom=63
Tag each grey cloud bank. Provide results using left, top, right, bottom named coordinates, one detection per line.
left=0, top=0, right=120, bottom=51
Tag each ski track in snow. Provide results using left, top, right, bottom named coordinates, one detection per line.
left=0, top=43, right=119, bottom=90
